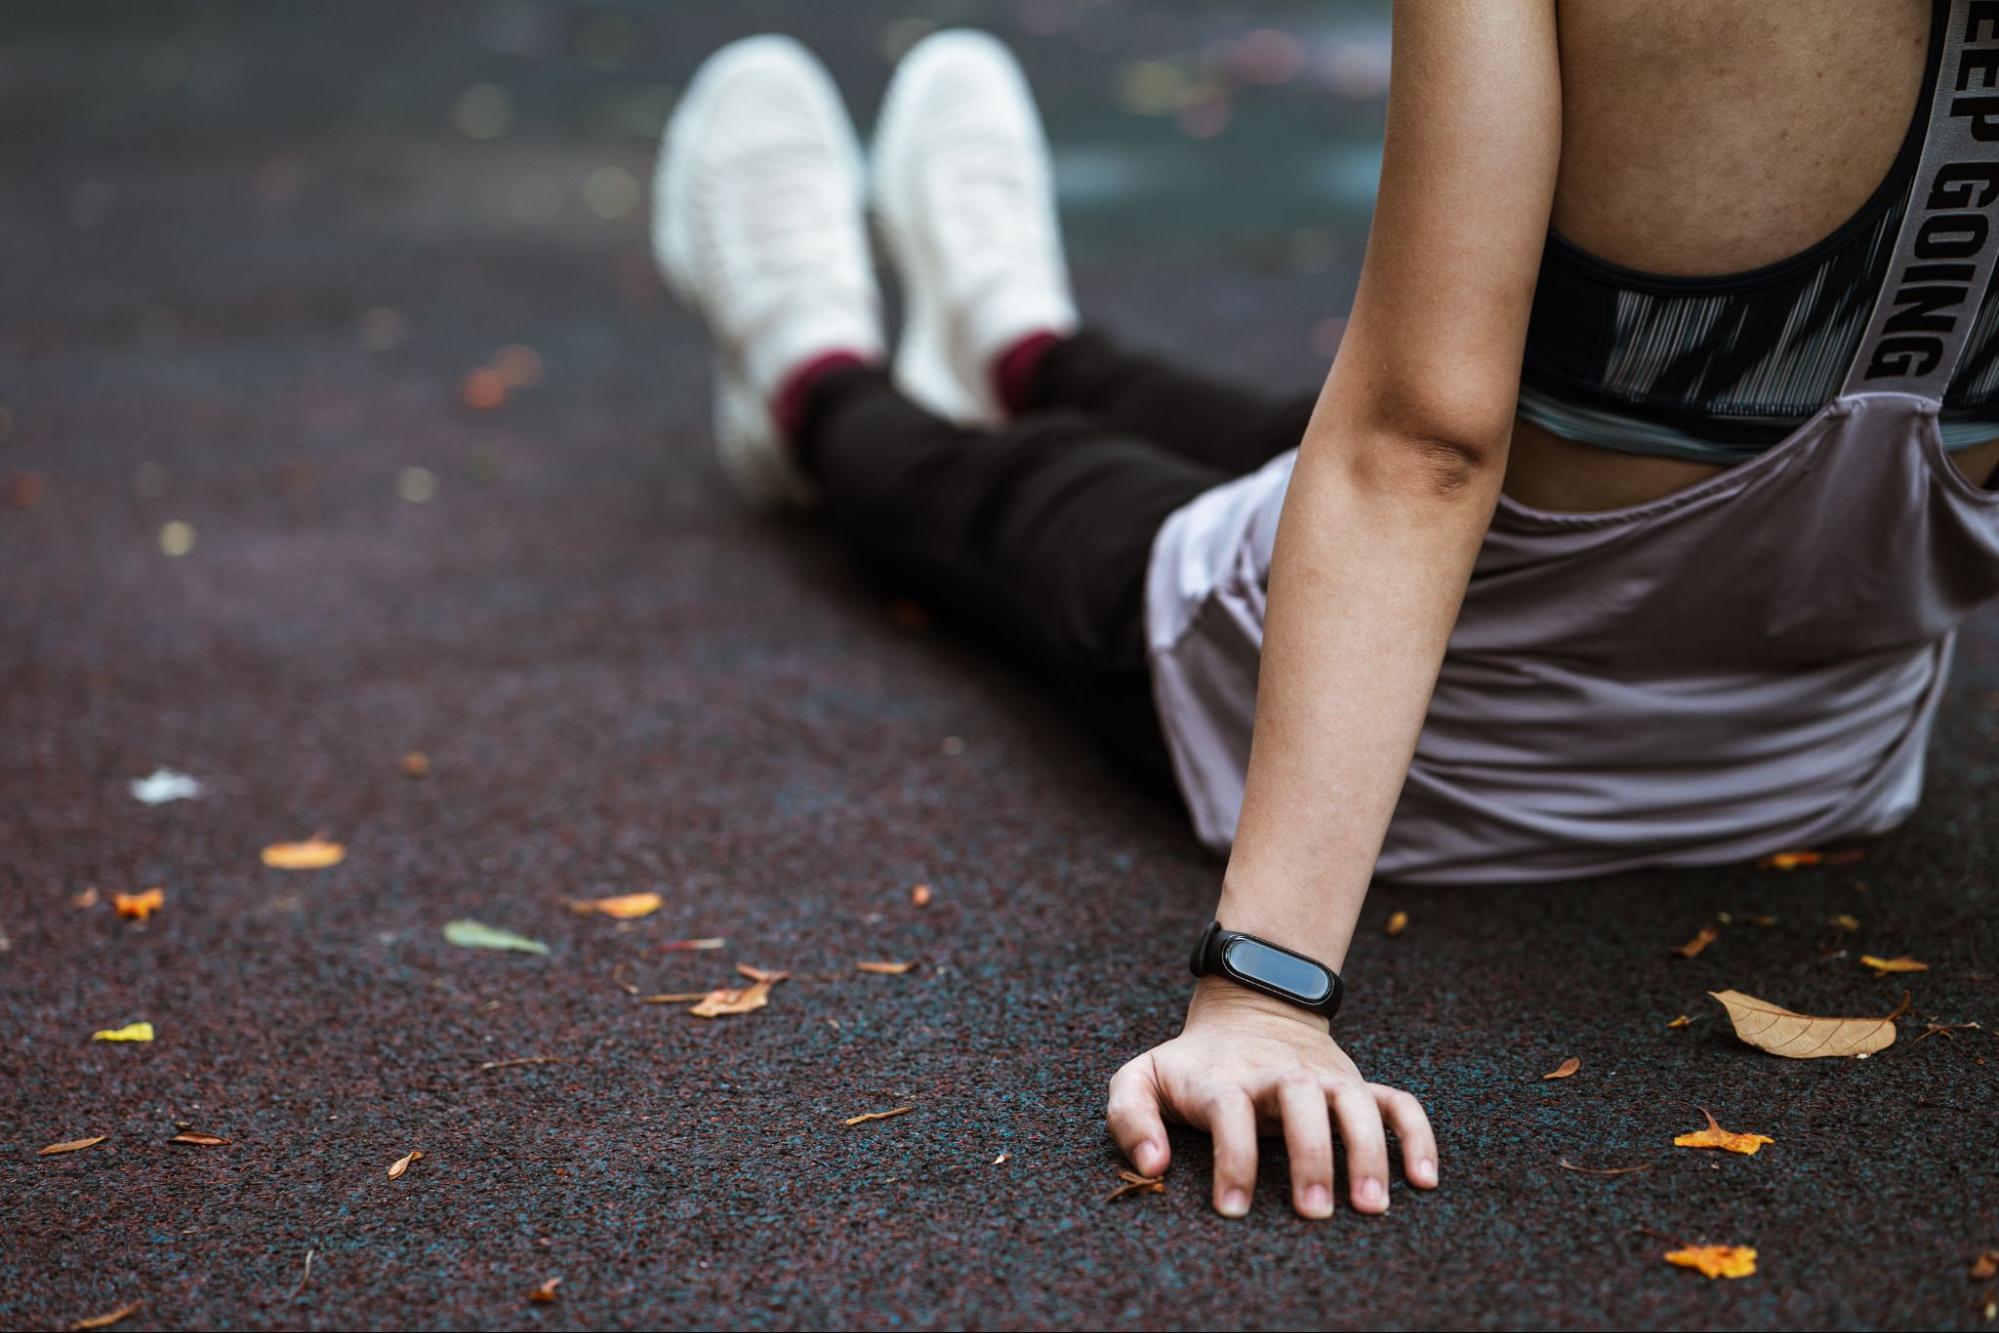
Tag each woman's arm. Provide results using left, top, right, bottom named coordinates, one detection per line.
left=1108, top=0, right=1561, bottom=1218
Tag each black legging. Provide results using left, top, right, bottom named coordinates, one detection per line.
left=795, top=329, right=1313, bottom=792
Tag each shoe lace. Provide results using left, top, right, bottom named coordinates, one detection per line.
left=724, top=140, right=862, bottom=302
left=926, top=125, right=1051, bottom=272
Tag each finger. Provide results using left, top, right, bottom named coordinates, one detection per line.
left=1106, top=1058, right=1172, bottom=1177
left=1372, top=1083, right=1439, bottom=1189
left=1276, top=1076, right=1335, bottom=1219
left=1331, top=1084, right=1391, bottom=1213
left=1204, top=1090, right=1258, bottom=1218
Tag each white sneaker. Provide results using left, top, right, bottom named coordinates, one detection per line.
left=653, top=36, right=883, bottom=509
left=872, top=30, right=1078, bottom=425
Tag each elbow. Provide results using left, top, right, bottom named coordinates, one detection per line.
left=1338, top=417, right=1512, bottom=502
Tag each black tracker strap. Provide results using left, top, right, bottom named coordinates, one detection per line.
left=1189, top=921, right=1344, bottom=1019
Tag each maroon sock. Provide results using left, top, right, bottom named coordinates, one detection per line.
left=770, top=350, right=874, bottom=442
left=991, top=331, right=1064, bottom=418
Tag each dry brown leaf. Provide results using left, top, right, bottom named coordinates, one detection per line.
left=1665, top=1244, right=1757, bottom=1279
left=113, top=888, right=163, bottom=921
left=993, top=1153, right=1010, bottom=1165
left=567, top=892, right=662, bottom=919
left=72, top=887, right=100, bottom=909
left=39, top=1135, right=107, bottom=1156
left=1674, top=1108, right=1774, bottom=1155
left=735, top=963, right=789, bottom=984
left=1541, top=1057, right=1581, bottom=1081
left=69, top=1301, right=143, bottom=1331
left=1106, top=1168, right=1166, bottom=1202
left=169, top=1132, right=230, bottom=1146
left=857, top=960, right=917, bottom=975
left=1758, top=848, right=1864, bottom=871
left=1666, top=1015, right=1692, bottom=1029
left=1743, top=913, right=1778, bottom=927
left=387, top=1148, right=423, bottom=1180
left=402, top=750, right=430, bottom=779
left=1829, top=913, right=1862, bottom=932
left=611, top=963, right=639, bottom=996
left=1708, top=988, right=1899, bottom=1058
left=1970, top=1250, right=1999, bottom=1281
left=1672, top=925, right=1719, bottom=959
left=660, top=936, right=726, bottom=952
left=1385, top=910, right=1409, bottom=937
left=842, top=1105, right=914, bottom=1127
left=527, top=1277, right=561, bottom=1304
left=689, top=974, right=782, bottom=1018
left=911, top=883, right=933, bottom=907
left=1859, top=954, right=1929, bottom=976
left=641, top=991, right=713, bottom=1004
left=261, top=835, right=346, bottom=871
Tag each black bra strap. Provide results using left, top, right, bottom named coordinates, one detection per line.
left=1845, top=0, right=1999, bottom=399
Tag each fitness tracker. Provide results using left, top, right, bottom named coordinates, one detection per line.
left=1189, top=921, right=1344, bottom=1019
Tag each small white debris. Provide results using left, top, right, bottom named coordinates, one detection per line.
left=130, top=768, right=204, bottom=804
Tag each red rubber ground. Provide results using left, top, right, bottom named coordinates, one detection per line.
left=3, top=4, right=1995, bottom=1330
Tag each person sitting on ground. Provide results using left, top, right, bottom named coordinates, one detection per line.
left=653, top=2, right=1999, bottom=1220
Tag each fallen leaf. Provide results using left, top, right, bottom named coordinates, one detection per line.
left=1970, top=1250, right=1999, bottom=1281
left=1556, top=1158, right=1653, bottom=1176
left=169, top=1132, right=230, bottom=1146
left=688, top=977, right=777, bottom=1018
left=611, top=963, right=639, bottom=995
left=994, top=1153, right=1010, bottom=1165
left=842, top=1105, right=914, bottom=1126
left=387, top=1148, right=423, bottom=1180
left=567, top=892, right=662, bottom=919
left=402, top=750, right=430, bottom=779
left=69, top=1301, right=143, bottom=1331
left=1542, top=1057, right=1581, bottom=1081
left=660, top=936, right=726, bottom=952
left=1672, top=925, right=1719, bottom=959
left=735, top=963, right=789, bottom=984
left=640, top=992, right=713, bottom=1004
left=261, top=835, right=346, bottom=870
left=477, top=1056, right=560, bottom=1072
left=1665, top=1244, right=1757, bottom=1279
left=91, top=1022, right=154, bottom=1043
left=1708, top=989, right=1899, bottom=1059
left=857, top=960, right=917, bottom=975
left=130, top=767, right=202, bottom=804
left=1743, top=913, right=1778, bottom=927
left=1674, top=1108, right=1774, bottom=1155
left=1385, top=910, right=1409, bottom=937
left=1667, top=1015, right=1692, bottom=1029
left=1106, top=1168, right=1166, bottom=1202
left=72, top=887, right=100, bottom=909
left=1860, top=954, right=1929, bottom=976
left=911, top=883, right=932, bottom=907
left=39, top=1135, right=107, bottom=1156
left=443, top=919, right=550, bottom=955
left=527, top=1277, right=561, bottom=1304
left=1830, top=913, right=1862, bottom=932
left=113, top=888, right=164, bottom=921
left=1758, top=848, right=1864, bottom=871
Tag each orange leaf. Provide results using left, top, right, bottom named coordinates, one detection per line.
left=567, top=892, right=662, bottom=919
left=168, top=1132, right=230, bottom=1146
left=401, top=750, right=430, bottom=779
left=842, top=1105, right=914, bottom=1127
left=857, top=960, right=917, bottom=975
left=72, top=887, right=100, bottom=909
left=527, top=1277, right=561, bottom=1304
left=69, top=1301, right=143, bottom=1331
left=39, top=1135, right=107, bottom=1156
left=1859, top=954, right=1928, bottom=976
left=1665, top=1245, right=1757, bottom=1279
left=261, top=836, right=345, bottom=870
left=1106, top=1168, right=1166, bottom=1202
left=1384, top=910, right=1409, bottom=937
left=1666, top=1015, right=1692, bottom=1029
left=1674, top=1108, right=1774, bottom=1155
left=1541, top=1057, right=1581, bottom=1081
left=1708, top=988, right=1900, bottom=1059
left=387, top=1148, right=423, bottom=1180
left=1672, top=925, right=1719, bottom=959
left=1971, top=1250, right=1999, bottom=1282
left=113, top=888, right=164, bottom=921
left=1758, top=848, right=1864, bottom=871
left=911, top=883, right=932, bottom=907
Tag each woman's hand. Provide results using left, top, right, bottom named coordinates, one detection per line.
left=1106, top=977, right=1439, bottom=1219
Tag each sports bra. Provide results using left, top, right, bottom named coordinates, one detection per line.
left=1518, top=0, right=1999, bottom=462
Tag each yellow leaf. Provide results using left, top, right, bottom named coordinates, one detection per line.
left=567, top=892, right=662, bottom=919
left=387, top=1148, right=423, bottom=1180
left=69, top=1301, right=144, bottom=1331
left=1541, top=1057, right=1581, bottom=1080
left=857, top=960, right=917, bottom=975
left=261, top=836, right=346, bottom=870
left=1829, top=913, right=1862, bottom=932
left=1665, top=1245, right=1757, bottom=1279
left=1384, top=910, right=1409, bottom=937
left=1708, top=988, right=1899, bottom=1059
left=91, top=1022, right=154, bottom=1043
left=169, top=1132, right=230, bottom=1146
left=1859, top=954, right=1929, bottom=976
left=113, top=888, right=164, bottom=921
left=1672, top=925, right=1719, bottom=959
left=843, top=1105, right=914, bottom=1127
left=1666, top=1015, right=1692, bottom=1029
left=39, top=1135, right=107, bottom=1156
left=1673, top=1108, right=1774, bottom=1155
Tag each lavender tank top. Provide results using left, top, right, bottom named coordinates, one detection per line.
left=1143, top=0, right=1999, bottom=884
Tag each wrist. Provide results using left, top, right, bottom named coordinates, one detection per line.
left=1213, top=880, right=1355, bottom=975
left=1187, top=973, right=1332, bottom=1035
